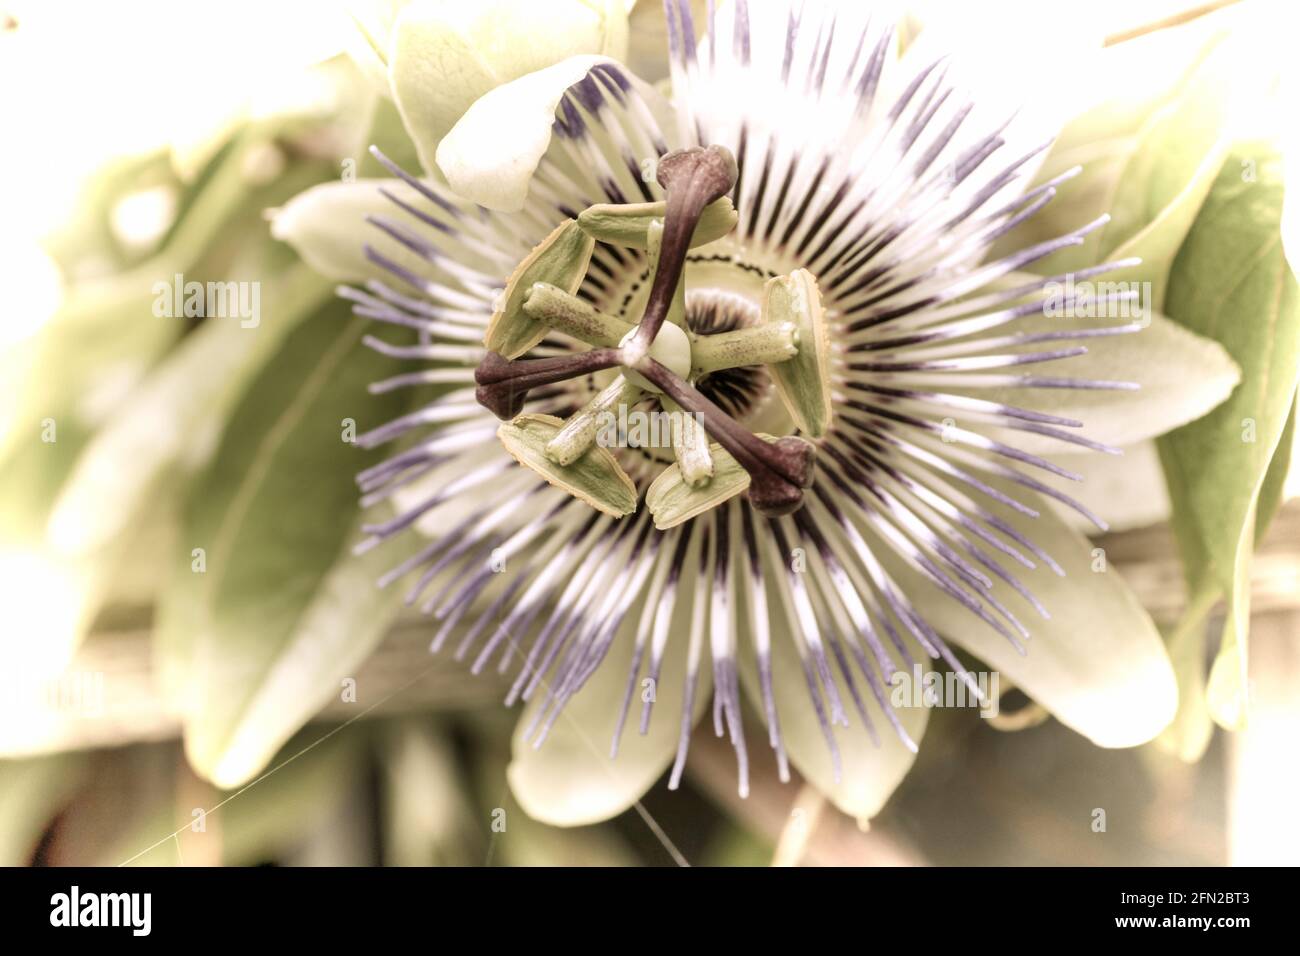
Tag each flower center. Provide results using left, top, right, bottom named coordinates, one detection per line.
left=474, top=146, right=834, bottom=525
left=617, top=321, right=691, bottom=392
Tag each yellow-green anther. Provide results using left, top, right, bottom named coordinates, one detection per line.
left=544, top=375, right=642, bottom=466
left=498, top=413, right=637, bottom=517
left=485, top=219, right=594, bottom=359
left=647, top=441, right=751, bottom=529
left=474, top=145, right=817, bottom=522
left=577, top=196, right=738, bottom=249
left=522, top=282, right=631, bottom=348
left=661, top=396, right=713, bottom=487
left=691, top=320, right=799, bottom=376
left=764, top=268, right=834, bottom=438
left=635, top=358, right=816, bottom=517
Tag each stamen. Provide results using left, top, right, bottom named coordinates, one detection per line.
left=635, top=358, right=816, bottom=517
left=544, top=376, right=641, bottom=466
left=662, top=396, right=713, bottom=487
left=471, top=144, right=821, bottom=520
left=690, top=321, right=799, bottom=374
left=522, top=283, right=631, bottom=347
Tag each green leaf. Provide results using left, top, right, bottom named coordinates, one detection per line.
left=101, top=728, right=366, bottom=866
left=992, top=17, right=1241, bottom=311
left=1285, top=137, right=1300, bottom=277
left=1096, top=45, right=1236, bottom=308
left=1254, top=393, right=1296, bottom=541
left=1154, top=587, right=1218, bottom=762
left=358, top=93, right=424, bottom=178
left=210, top=727, right=367, bottom=865
left=156, top=299, right=415, bottom=787
left=47, top=266, right=333, bottom=557
left=1157, top=143, right=1300, bottom=730
left=0, top=754, right=87, bottom=865
left=0, top=265, right=190, bottom=671
left=0, top=280, right=179, bottom=540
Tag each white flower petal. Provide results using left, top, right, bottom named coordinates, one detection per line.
left=270, top=179, right=402, bottom=282
left=976, top=305, right=1240, bottom=453
left=507, top=605, right=711, bottom=827
left=1046, top=441, right=1171, bottom=534
left=739, top=625, right=928, bottom=826
left=900, top=1, right=1105, bottom=204
left=393, top=1, right=629, bottom=176
left=436, top=54, right=621, bottom=211
left=880, top=477, right=1178, bottom=748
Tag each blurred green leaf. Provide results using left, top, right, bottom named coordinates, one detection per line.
left=213, top=727, right=367, bottom=866
left=1253, top=393, right=1295, bottom=541
left=359, top=94, right=424, bottom=177
left=48, top=265, right=332, bottom=559
left=0, top=286, right=178, bottom=540
left=475, top=717, right=639, bottom=866
left=1094, top=46, right=1236, bottom=309
left=1, top=124, right=335, bottom=545
left=0, top=754, right=87, bottom=865
left=1157, top=143, right=1300, bottom=730
left=379, top=718, right=483, bottom=866
left=698, top=821, right=773, bottom=867
left=156, top=300, right=415, bottom=788
left=993, top=13, right=1243, bottom=310
left=100, top=732, right=365, bottom=867
left=1155, top=588, right=1218, bottom=762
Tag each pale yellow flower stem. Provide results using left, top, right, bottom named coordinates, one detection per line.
left=1104, top=0, right=1245, bottom=46
left=771, top=784, right=827, bottom=867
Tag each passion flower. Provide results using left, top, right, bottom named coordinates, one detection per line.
left=276, top=0, right=1205, bottom=826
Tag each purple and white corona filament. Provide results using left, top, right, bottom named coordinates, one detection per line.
left=340, top=1, right=1145, bottom=798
